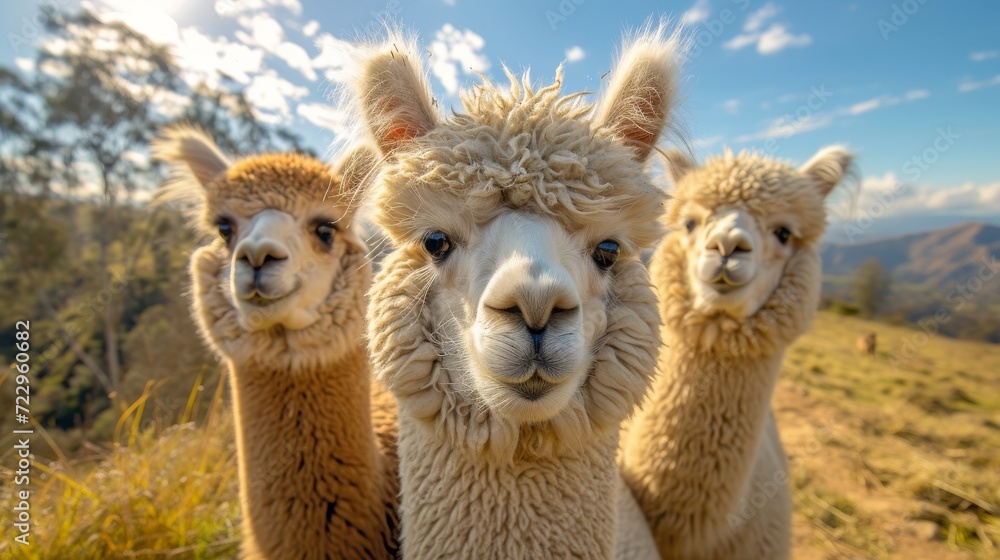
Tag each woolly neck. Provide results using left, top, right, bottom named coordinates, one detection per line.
left=621, top=232, right=821, bottom=555
left=228, top=349, right=398, bottom=559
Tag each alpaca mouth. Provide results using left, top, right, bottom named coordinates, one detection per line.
left=509, top=374, right=555, bottom=401
left=243, top=289, right=294, bottom=307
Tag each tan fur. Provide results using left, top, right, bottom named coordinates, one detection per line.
left=349, top=26, right=681, bottom=560
left=153, top=126, right=400, bottom=559
left=621, top=147, right=852, bottom=559
left=857, top=332, right=877, bottom=355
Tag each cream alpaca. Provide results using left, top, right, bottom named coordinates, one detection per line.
left=620, top=146, right=854, bottom=559
left=152, top=127, right=400, bottom=559
left=347, top=28, right=681, bottom=560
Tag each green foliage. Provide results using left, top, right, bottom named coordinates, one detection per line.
left=853, top=258, right=892, bottom=317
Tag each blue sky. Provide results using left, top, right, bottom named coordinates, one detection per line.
left=3, top=0, right=999, bottom=226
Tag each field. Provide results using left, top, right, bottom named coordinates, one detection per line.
left=1, top=311, right=998, bottom=559
left=778, top=313, right=1000, bottom=559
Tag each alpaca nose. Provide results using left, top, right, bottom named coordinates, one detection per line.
left=483, top=262, right=581, bottom=354
left=706, top=227, right=754, bottom=258
left=235, top=239, right=289, bottom=272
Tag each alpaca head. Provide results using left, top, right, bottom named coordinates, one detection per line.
left=353, top=30, right=680, bottom=455
left=153, top=126, right=377, bottom=367
left=664, top=146, right=853, bottom=320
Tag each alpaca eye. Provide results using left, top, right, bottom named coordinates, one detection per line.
left=592, top=239, right=620, bottom=270
left=774, top=226, right=792, bottom=245
left=315, top=222, right=336, bottom=246
left=685, top=219, right=697, bottom=233
left=423, top=231, right=452, bottom=262
left=218, top=220, right=233, bottom=244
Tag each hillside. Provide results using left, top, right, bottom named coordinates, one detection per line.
left=2, top=311, right=998, bottom=559
left=821, top=222, right=1000, bottom=289
left=777, top=312, right=1000, bottom=559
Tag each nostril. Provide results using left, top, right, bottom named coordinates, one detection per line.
left=527, top=326, right=545, bottom=355
left=262, top=254, right=284, bottom=265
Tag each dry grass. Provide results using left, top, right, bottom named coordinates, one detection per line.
left=778, top=311, right=1000, bottom=559
left=0, top=375, right=240, bottom=559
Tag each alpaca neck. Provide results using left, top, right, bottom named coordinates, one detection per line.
left=229, top=347, right=394, bottom=559
left=624, top=338, right=783, bottom=545
left=621, top=236, right=820, bottom=554
left=398, top=419, right=619, bottom=560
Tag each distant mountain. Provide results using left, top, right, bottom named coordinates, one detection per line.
left=820, top=222, right=1000, bottom=289
left=824, top=214, right=1000, bottom=245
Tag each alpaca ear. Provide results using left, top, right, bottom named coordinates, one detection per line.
left=799, top=145, right=854, bottom=198
left=151, top=125, right=231, bottom=188
left=662, top=149, right=696, bottom=184
left=595, top=26, right=681, bottom=162
left=333, top=143, right=380, bottom=196
left=355, top=41, right=439, bottom=155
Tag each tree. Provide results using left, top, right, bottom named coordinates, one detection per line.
left=0, top=6, right=313, bottom=443
left=853, top=258, right=891, bottom=317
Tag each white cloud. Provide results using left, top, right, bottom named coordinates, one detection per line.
left=297, top=102, right=348, bottom=135
left=756, top=24, right=812, bottom=54
left=970, top=50, right=999, bottom=62
left=844, top=89, right=928, bottom=115
left=743, top=2, right=779, bottom=32
left=215, top=0, right=302, bottom=17
left=565, top=46, right=586, bottom=63
left=723, top=98, right=740, bottom=114
left=443, top=0, right=456, bottom=5
left=734, top=113, right=834, bottom=142
left=856, top=174, right=1000, bottom=217
left=312, top=33, right=352, bottom=83
left=173, top=27, right=265, bottom=86
left=681, top=0, right=711, bottom=26
left=736, top=87, right=929, bottom=144
left=693, top=135, right=723, bottom=149
left=428, top=24, right=489, bottom=95
left=235, top=12, right=318, bottom=81
left=724, top=6, right=811, bottom=55
left=723, top=33, right=759, bottom=50
left=958, top=74, right=1000, bottom=93
left=98, top=9, right=180, bottom=45
left=244, top=70, right=308, bottom=123
left=14, top=57, right=35, bottom=73
left=302, top=20, right=319, bottom=37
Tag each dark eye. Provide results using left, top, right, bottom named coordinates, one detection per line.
left=592, top=239, right=620, bottom=270
left=774, top=226, right=792, bottom=245
left=315, top=222, right=336, bottom=246
left=423, top=231, right=452, bottom=262
left=218, top=220, right=233, bottom=244
left=685, top=219, right=697, bottom=233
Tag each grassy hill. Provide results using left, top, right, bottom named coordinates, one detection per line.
left=1, top=311, right=997, bottom=559
left=777, top=312, right=999, bottom=559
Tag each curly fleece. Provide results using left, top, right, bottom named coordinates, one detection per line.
left=359, top=28, right=679, bottom=560
left=157, top=131, right=401, bottom=559
left=621, top=151, right=834, bottom=560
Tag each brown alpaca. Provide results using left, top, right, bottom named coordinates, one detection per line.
left=857, top=332, right=877, bottom=355
left=152, top=127, right=399, bottom=559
